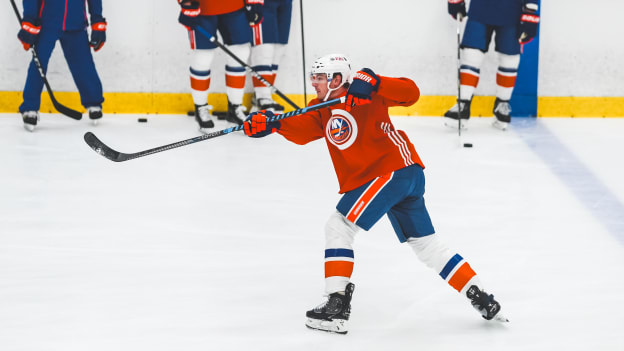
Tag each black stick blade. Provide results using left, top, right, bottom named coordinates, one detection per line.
left=84, top=132, right=129, bottom=162
left=52, top=98, right=82, bottom=120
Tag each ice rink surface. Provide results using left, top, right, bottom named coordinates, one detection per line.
left=1, top=113, right=623, bottom=351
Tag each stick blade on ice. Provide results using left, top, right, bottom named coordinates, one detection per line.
left=84, top=132, right=127, bottom=162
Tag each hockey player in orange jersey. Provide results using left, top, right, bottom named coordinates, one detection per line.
left=177, top=0, right=264, bottom=132
left=243, top=54, right=508, bottom=334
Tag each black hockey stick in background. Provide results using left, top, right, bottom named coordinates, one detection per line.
left=84, top=97, right=344, bottom=162
left=456, top=14, right=463, bottom=137
left=194, top=25, right=301, bottom=110
left=10, top=0, right=82, bottom=120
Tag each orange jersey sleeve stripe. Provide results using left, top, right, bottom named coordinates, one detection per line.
left=448, top=262, right=476, bottom=292
left=324, top=261, right=354, bottom=278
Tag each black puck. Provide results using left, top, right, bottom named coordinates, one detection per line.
left=138, top=118, right=148, bottom=123
left=463, top=143, right=473, bottom=148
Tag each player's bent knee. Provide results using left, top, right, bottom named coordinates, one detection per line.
left=497, top=52, right=521, bottom=69
left=325, top=211, right=359, bottom=248
left=406, top=235, right=453, bottom=271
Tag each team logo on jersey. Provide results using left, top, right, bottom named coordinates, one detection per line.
left=326, top=109, right=358, bottom=150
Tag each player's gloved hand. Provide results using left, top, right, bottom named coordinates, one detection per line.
left=345, top=68, right=380, bottom=112
left=17, top=18, right=40, bottom=50
left=244, top=0, right=264, bottom=26
left=518, top=2, right=539, bottom=44
left=244, top=110, right=280, bottom=138
left=447, top=0, right=466, bottom=20
left=89, top=16, right=107, bottom=52
left=178, top=0, right=201, bottom=29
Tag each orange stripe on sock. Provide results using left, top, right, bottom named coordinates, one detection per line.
left=190, top=77, right=210, bottom=91
left=448, top=262, right=476, bottom=292
left=346, top=173, right=391, bottom=223
left=324, top=261, right=354, bottom=278
left=252, top=74, right=273, bottom=88
left=460, top=72, right=480, bottom=87
left=496, top=73, right=517, bottom=88
left=226, top=75, right=246, bottom=89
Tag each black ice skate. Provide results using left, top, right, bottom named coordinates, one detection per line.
left=226, top=101, right=247, bottom=125
left=21, top=111, right=39, bottom=132
left=194, top=104, right=215, bottom=132
left=88, top=106, right=103, bottom=126
left=256, top=97, right=285, bottom=113
left=444, top=99, right=471, bottom=130
left=492, top=98, right=511, bottom=131
left=305, top=283, right=355, bottom=334
left=466, top=285, right=508, bottom=322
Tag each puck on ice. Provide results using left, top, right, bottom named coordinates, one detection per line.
left=463, top=143, right=473, bottom=148
left=138, top=118, right=148, bottom=123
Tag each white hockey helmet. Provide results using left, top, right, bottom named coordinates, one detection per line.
left=310, top=54, right=352, bottom=101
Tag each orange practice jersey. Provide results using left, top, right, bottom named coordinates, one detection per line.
left=197, top=0, right=244, bottom=16
left=278, top=76, right=424, bottom=193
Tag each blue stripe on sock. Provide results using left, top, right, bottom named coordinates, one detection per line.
left=460, top=64, right=480, bottom=74
left=325, top=248, right=354, bottom=259
left=189, top=67, right=210, bottom=76
left=225, top=65, right=246, bottom=73
left=498, top=66, right=518, bottom=73
left=440, top=253, right=463, bottom=279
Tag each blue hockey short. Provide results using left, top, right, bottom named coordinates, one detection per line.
left=336, top=165, right=435, bottom=243
left=252, top=0, right=292, bottom=45
left=192, top=9, right=252, bottom=49
left=461, top=18, right=521, bottom=55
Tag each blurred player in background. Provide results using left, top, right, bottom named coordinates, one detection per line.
left=178, top=0, right=263, bottom=133
left=243, top=54, right=508, bottom=334
left=249, top=0, right=293, bottom=113
left=444, top=0, right=540, bottom=130
left=17, top=0, right=106, bottom=132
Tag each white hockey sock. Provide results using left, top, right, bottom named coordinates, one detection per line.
left=324, top=211, right=359, bottom=294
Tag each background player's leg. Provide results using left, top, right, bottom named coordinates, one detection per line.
left=491, top=25, right=522, bottom=130
left=20, top=28, right=60, bottom=130
left=224, top=44, right=250, bottom=124
left=218, top=9, right=253, bottom=125
left=59, top=30, right=104, bottom=124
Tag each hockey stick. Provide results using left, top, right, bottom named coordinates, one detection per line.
left=299, top=0, right=308, bottom=106
left=10, top=0, right=82, bottom=120
left=84, top=97, right=345, bottom=162
left=193, top=25, right=301, bottom=110
left=456, top=14, right=462, bottom=137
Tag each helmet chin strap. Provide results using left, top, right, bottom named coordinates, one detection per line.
left=322, top=76, right=343, bottom=101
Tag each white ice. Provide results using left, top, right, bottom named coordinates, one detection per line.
left=1, top=113, right=623, bottom=351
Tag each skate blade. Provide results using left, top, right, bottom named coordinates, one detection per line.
left=305, top=318, right=348, bottom=334
left=444, top=117, right=468, bottom=130
left=491, top=119, right=508, bottom=131
left=23, top=124, right=36, bottom=132
left=492, top=313, right=509, bottom=323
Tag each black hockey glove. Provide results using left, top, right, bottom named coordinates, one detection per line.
left=244, top=0, right=264, bottom=26
left=518, top=2, right=540, bottom=44
left=17, top=17, right=40, bottom=50
left=178, top=0, right=201, bottom=29
left=447, top=0, right=466, bottom=20
left=89, top=16, right=107, bottom=52
left=345, top=68, right=380, bottom=112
